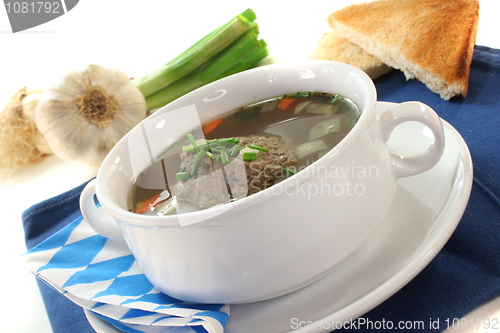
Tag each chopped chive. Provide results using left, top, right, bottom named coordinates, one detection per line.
left=221, top=149, right=230, bottom=165
left=289, top=92, right=310, bottom=98
left=187, top=133, right=199, bottom=152
left=228, top=144, right=242, bottom=157
left=242, top=152, right=257, bottom=161
left=190, top=150, right=207, bottom=176
left=156, top=141, right=179, bottom=159
left=190, top=162, right=201, bottom=177
left=330, top=95, right=341, bottom=104
left=207, top=151, right=214, bottom=159
left=215, top=155, right=222, bottom=163
left=176, top=171, right=192, bottom=181
left=209, top=147, right=222, bottom=154
left=180, top=165, right=186, bottom=172
left=198, top=143, right=211, bottom=151
left=218, top=137, right=239, bottom=144
left=283, top=168, right=297, bottom=176
left=248, top=144, right=269, bottom=153
left=195, top=149, right=207, bottom=160
left=182, top=145, right=196, bottom=153
left=218, top=142, right=236, bottom=147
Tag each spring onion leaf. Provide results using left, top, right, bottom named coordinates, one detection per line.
left=213, top=38, right=269, bottom=81
left=283, top=168, right=297, bottom=176
left=187, top=133, right=199, bottom=153
left=156, top=140, right=179, bottom=159
left=242, top=152, right=257, bottom=161
left=190, top=150, right=207, bottom=176
left=182, top=146, right=196, bottom=153
left=221, top=149, right=230, bottom=165
left=218, top=137, right=239, bottom=144
left=248, top=144, right=269, bottom=153
left=176, top=171, right=192, bottom=181
left=198, top=29, right=260, bottom=82
left=135, top=9, right=269, bottom=111
left=228, top=144, right=242, bottom=157
left=289, top=92, right=310, bottom=98
left=144, top=33, right=269, bottom=110
left=134, top=9, right=257, bottom=98
left=210, top=147, right=222, bottom=154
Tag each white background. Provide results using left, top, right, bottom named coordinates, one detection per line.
left=0, top=1, right=498, bottom=332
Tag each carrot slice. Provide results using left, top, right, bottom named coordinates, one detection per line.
left=203, top=118, right=223, bottom=134
left=277, top=98, right=297, bottom=110
left=135, top=194, right=162, bottom=214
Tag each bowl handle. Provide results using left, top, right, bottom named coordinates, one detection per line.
left=379, top=101, right=445, bottom=179
left=80, top=179, right=123, bottom=239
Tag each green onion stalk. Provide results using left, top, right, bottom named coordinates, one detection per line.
left=133, top=8, right=269, bottom=112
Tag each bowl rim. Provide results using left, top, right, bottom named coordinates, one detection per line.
left=96, top=60, right=378, bottom=227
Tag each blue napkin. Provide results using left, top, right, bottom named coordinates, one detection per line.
left=22, top=45, right=500, bottom=333
left=348, top=45, right=500, bottom=332
left=22, top=180, right=229, bottom=333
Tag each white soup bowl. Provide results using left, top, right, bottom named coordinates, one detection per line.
left=80, top=60, right=445, bottom=304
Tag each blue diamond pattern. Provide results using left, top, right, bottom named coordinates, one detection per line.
left=37, top=234, right=108, bottom=272
left=92, top=274, right=154, bottom=299
left=63, top=254, right=135, bottom=288
left=28, top=218, right=82, bottom=254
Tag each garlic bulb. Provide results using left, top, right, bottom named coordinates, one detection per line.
left=20, top=88, right=53, bottom=154
left=36, top=65, right=147, bottom=167
left=0, top=86, right=49, bottom=177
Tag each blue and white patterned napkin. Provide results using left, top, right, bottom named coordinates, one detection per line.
left=20, top=215, right=229, bottom=333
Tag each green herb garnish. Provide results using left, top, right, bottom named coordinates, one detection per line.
left=182, top=145, right=196, bottom=153
left=176, top=171, right=192, bottom=181
left=289, top=92, right=310, bottom=98
left=330, top=95, right=341, bottom=104
left=228, top=144, right=242, bottom=157
left=156, top=140, right=179, bottom=159
left=242, top=152, right=257, bottom=161
left=217, top=137, right=239, bottom=145
left=209, top=147, right=222, bottom=154
left=248, top=144, right=269, bottom=153
left=220, top=149, right=230, bottom=165
left=283, top=168, right=297, bottom=176
left=190, top=150, right=207, bottom=176
left=187, top=133, right=199, bottom=153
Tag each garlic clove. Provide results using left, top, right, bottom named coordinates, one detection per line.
left=35, top=130, right=52, bottom=155
left=21, top=92, right=42, bottom=122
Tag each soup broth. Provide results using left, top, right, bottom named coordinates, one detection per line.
left=128, top=92, right=360, bottom=215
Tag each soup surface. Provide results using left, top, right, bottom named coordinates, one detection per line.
left=128, top=92, right=360, bottom=215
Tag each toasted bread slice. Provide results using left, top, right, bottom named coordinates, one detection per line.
left=310, top=30, right=392, bottom=79
left=328, top=0, right=479, bottom=100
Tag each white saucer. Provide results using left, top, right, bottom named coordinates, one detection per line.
left=85, top=102, right=473, bottom=333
